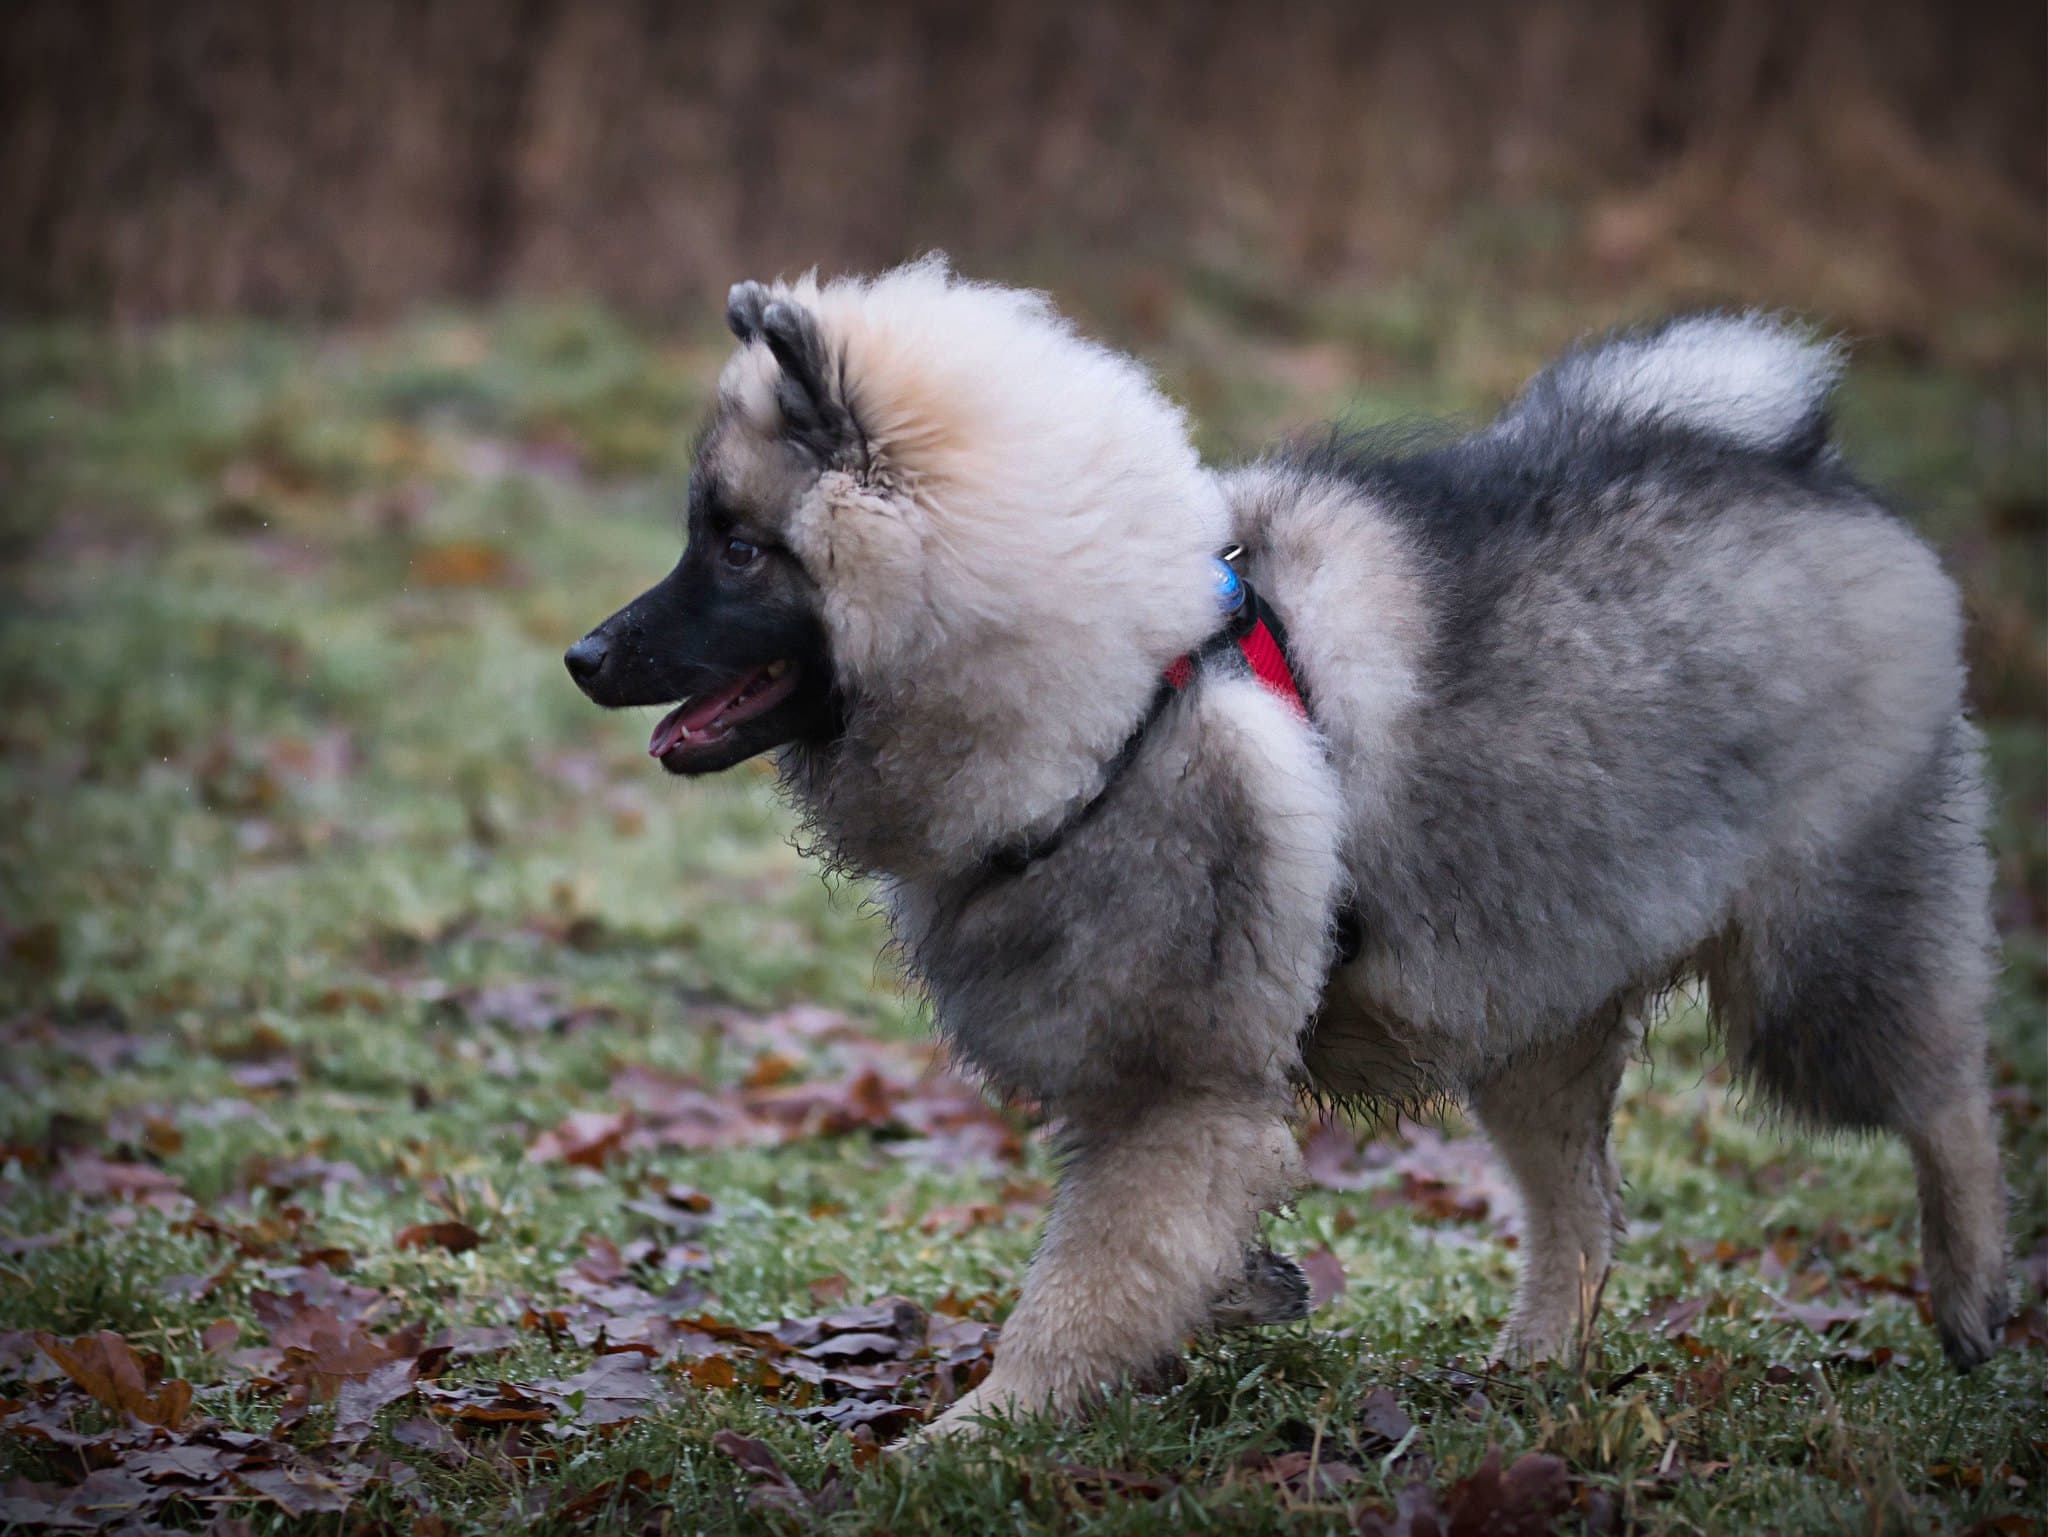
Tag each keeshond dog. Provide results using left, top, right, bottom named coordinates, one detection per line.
left=567, top=259, right=2008, bottom=1434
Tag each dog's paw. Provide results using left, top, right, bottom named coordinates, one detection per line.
left=1209, top=1245, right=1311, bottom=1330
left=913, top=1359, right=1129, bottom=1444
left=1490, top=1317, right=1573, bottom=1369
left=916, top=1380, right=1027, bottom=1444
left=1933, top=1275, right=2009, bottom=1372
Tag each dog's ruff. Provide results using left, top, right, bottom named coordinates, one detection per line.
left=577, top=260, right=2010, bottom=1438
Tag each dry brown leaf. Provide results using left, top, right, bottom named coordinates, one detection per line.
left=527, top=1110, right=632, bottom=1168
left=395, top=1220, right=485, bottom=1254
left=531, top=1353, right=660, bottom=1428
left=1765, top=1295, right=1869, bottom=1336
left=1639, top=1294, right=1713, bottom=1338
left=1357, top=1448, right=1576, bottom=1537
left=410, top=541, right=517, bottom=588
left=33, top=1332, right=193, bottom=1429
left=50, top=1157, right=186, bottom=1206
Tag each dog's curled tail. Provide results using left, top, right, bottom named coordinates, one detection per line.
left=1497, top=313, right=1846, bottom=464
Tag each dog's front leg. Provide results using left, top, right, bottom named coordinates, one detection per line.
left=927, top=1094, right=1301, bottom=1437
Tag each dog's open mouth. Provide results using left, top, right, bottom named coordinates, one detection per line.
left=648, top=661, right=803, bottom=764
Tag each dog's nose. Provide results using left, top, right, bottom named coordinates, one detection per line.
left=564, top=633, right=609, bottom=685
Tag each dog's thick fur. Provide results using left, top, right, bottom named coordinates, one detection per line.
left=573, top=261, right=2008, bottom=1434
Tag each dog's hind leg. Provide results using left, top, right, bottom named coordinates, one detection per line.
left=925, top=1093, right=1301, bottom=1436
left=1906, top=1088, right=2009, bottom=1368
left=1468, top=1014, right=1636, bottom=1365
left=1705, top=722, right=2009, bottom=1367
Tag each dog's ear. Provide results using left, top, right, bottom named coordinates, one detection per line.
left=725, top=280, right=770, bottom=342
left=725, top=282, right=856, bottom=465
left=761, top=297, right=856, bottom=464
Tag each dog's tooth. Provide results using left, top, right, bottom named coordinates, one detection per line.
left=766, top=660, right=788, bottom=679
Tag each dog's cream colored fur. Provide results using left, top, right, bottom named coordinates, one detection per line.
left=668, top=260, right=2008, bottom=1433
left=718, top=262, right=1235, bottom=879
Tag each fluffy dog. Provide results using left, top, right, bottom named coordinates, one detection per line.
left=567, top=259, right=2008, bottom=1434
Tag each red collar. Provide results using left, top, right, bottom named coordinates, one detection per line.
left=973, top=571, right=1308, bottom=883
left=966, top=569, right=1355, bottom=960
left=1164, top=587, right=1308, bottom=719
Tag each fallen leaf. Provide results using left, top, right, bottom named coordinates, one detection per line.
left=243, top=1154, right=366, bottom=1196
left=742, top=1052, right=802, bottom=1090
left=50, top=1157, right=185, bottom=1207
left=1240, top=1447, right=1361, bottom=1499
left=424, top=1387, right=552, bottom=1425
left=1356, top=1386, right=1414, bottom=1453
left=2003, top=1305, right=2048, bottom=1349
left=33, top=1332, right=193, bottom=1428
left=410, top=541, right=517, bottom=588
left=710, top=1431, right=852, bottom=1518
left=122, top=1443, right=235, bottom=1483
left=1959, top=1513, right=2038, bottom=1537
left=527, top=1111, right=631, bottom=1168
left=683, top=1357, right=740, bottom=1389
left=1822, top=1344, right=1900, bottom=1370
left=0, top=1488, right=83, bottom=1531
left=13, top=1467, right=162, bottom=1529
left=426, top=1324, right=520, bottom=1361
left=237, top=1461, right=373, bottom=1517
left=250, top=1264, right=386, bottom=1327
left=229, top=1057, right=301, bottom=1092
left=1676, top=1355, right=1733, bottom=1407
left=334, top=1358, right=418, bottom=1442
left=2020, top=1233, right=2048, bottom=1299
left=711, top=1430, right=787, bottom=1480
left=531, top=1352, right=660, bottom=1428
left=622, top=1182, right=716, bottom=1235
left=392, top=1414, right=471, bottom=1467
left=1300, top=1245, right=1347, bottom=1307
left=1052, top=1463, right=1175, bottom=1503
left=553, top=1467, right=667, bottom=1526
left=3, top=921, right=63, bottom=978
left=1443, top=1449, right=1573, bottom=1534
left=1638, top=1295, right=1711, bottom=1338
left=395, top=1221, right=484, bottom=1254
left=799, top=1331, right=905, bottom=1361
left=1301, top=1119, right=1386, bottom=1190
left=1765, top=1295, right=1868, bottom=1336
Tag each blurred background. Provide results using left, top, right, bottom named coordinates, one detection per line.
left=4, top=0, right=2045, bottom=345
left=0, top=5, right=2044, bottom=1528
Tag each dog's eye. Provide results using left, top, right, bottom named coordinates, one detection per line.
left=722, top=537, right=761, bottom=569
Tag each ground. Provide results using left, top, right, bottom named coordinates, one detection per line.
left=1, top=292, right=2043, bottom=1535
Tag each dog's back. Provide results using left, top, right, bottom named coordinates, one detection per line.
left=1237, top=316, right=1967, bottom=1044
left=1233, top=314, right=2005, bottom=1367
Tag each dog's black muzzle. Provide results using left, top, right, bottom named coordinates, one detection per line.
left=568, top=560, right=700, bottom=709
left=567, top=558, right=837, bottom=775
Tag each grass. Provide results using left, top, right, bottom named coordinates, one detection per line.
left=0, top=292, right=2043, bottom=1535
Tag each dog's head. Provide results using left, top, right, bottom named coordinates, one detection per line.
left=568, top=259, right=1227, bottom=786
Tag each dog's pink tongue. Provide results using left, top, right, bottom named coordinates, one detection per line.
left=648, top=669, right=762, bottom=756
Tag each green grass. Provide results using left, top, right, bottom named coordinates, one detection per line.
left=1, top=296, right=2043, bottom=1535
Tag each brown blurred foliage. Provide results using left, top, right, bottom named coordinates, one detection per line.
left=2, top=0, right=2042, bottom=330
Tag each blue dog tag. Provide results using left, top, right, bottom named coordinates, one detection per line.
left=1213, top=558, right=1245, bottom=613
